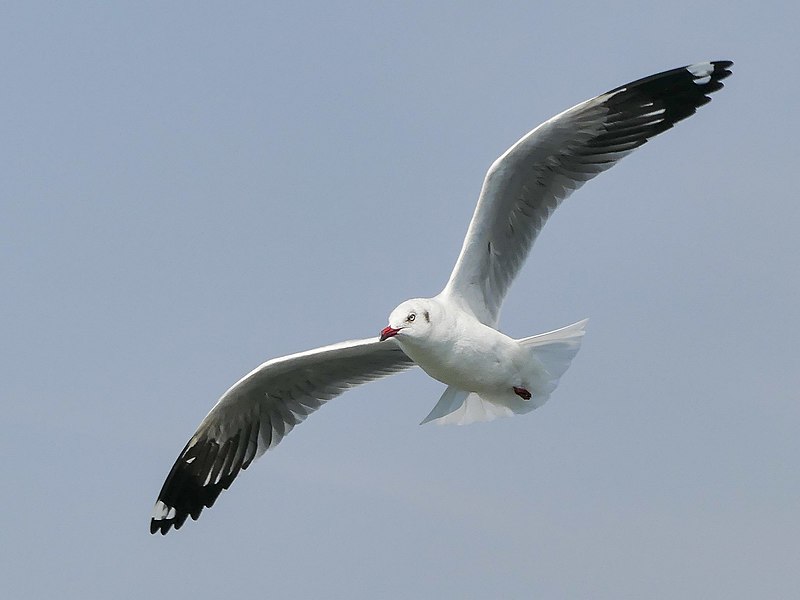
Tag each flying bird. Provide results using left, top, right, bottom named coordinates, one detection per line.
left=151, top=60, right=732, bottom=534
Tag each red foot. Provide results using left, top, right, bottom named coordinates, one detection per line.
left=513, top=386, right=532, bottom=400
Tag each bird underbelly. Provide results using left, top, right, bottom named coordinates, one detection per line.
left=400, top=338, right=520, bottom=393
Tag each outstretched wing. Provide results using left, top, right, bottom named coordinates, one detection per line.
left=441, top=61, right=733, bottom=325
left=150, top=337, right=413, bottom=534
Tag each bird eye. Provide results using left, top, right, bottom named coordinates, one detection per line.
left=407, top=313, right=416, bottom=322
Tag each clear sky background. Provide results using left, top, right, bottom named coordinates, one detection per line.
left=3, top=2, right=798, bottom=598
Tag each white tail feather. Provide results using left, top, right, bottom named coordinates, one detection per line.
left=518, top=318, right=589, bottom=393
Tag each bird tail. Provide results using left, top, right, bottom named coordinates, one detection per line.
left=420, top=319, right=588, bottom=426
left=517, top=318, right=588, bottom=396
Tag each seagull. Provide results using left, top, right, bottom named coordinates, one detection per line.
left=151, top=60, right=732, bottom=534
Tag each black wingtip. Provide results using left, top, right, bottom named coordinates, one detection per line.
left=590, top=59, right=733, bottom=149
left=604, top=60, right=733, bottom=107
left=712, top=59, right=734, bottom=73
left=149, top=411, right=266, bottom=534
left=693, top=60, right=734, bottom=87
left=150, top=427, right=256, bottom=535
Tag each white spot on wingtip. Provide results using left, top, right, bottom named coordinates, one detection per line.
left=688, top=62, right=713, bottom=85
left=185, top=456, right=196, bottom=464
left=153, top=500, right=170, bottom=520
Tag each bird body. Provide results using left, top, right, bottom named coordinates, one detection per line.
left=381, top=296, right=586, bottom=425
left=151, top=60, right=732, bottom=534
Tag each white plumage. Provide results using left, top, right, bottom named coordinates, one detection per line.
left=151, top=60, right=732, bottom=534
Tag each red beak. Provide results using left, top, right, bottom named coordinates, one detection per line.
left=380, top=326, right=400, bottom=341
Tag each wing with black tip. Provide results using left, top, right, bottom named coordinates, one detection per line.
left=150, top=337, right=413, bottom=534
left=442, top=61, right=733, bottom=325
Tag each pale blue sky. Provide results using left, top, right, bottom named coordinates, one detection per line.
left=3, top=2, right=798, bottom=598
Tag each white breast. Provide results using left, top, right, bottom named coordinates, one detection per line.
left=396, top=311, right=525, bottom=393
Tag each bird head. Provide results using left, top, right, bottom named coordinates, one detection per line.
left=380, top=298, right=434, bottom=342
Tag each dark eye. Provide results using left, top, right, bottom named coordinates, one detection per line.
left=406, top=313, right=416, bottom=322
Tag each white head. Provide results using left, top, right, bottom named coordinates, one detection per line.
left=380, top=298, right=437, bottom=343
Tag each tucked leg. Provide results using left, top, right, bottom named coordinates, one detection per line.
left=513, top=386, right=531, bottom=400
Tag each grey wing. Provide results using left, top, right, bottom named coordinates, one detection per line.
left=441, top=61, right=733, bottom=325
left=150, top=337, right=414, bottom=534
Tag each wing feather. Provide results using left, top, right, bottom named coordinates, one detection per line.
left=150, top=337, right=413, bottom=534
left=442, top=61, right=732, bottom=325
